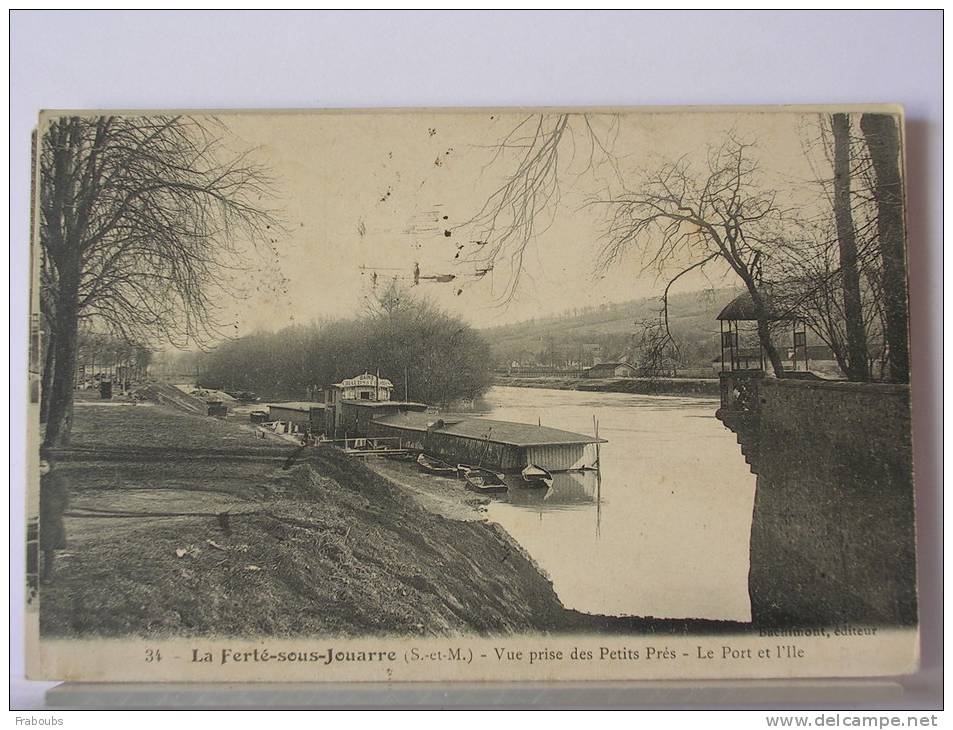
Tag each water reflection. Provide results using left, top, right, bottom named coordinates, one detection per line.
left=504, top=470, right=599, bottom=511
left=482, top=385, right=756, bottom=622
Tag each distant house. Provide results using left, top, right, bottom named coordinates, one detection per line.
left=329, top=372, right=394, bottom=402
left=584, top=361, right=639, bottom=378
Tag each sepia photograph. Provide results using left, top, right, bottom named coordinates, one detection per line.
left=26, top=106, right=918, bottom=683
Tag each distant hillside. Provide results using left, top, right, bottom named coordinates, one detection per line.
left=480, top=287, right=742, bottom=370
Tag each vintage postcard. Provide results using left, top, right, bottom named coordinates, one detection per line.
left=26, top=106, right=918, bottom=682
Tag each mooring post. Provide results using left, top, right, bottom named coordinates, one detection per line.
left=596, top=461, right=603, bottom=537
left=594, top=414, right=602, bottom=537
left=593, top=414, right=601, bottom=472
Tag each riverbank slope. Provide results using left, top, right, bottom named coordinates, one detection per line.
left=39, top=397, right=571, bottom=637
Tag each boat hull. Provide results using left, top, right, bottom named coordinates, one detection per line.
left=416, top=453, right=458, bottom=475
left=521, top=464, right=554, bottom=489
left=458, top=465, right=508, bottom=494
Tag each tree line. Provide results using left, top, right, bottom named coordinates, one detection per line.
left=197, top=286, right=493, bottom=406
left=72, top=331, right=152, bottom=383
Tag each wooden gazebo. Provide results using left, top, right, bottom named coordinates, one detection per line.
left=717, top=291, right=808, bottom=373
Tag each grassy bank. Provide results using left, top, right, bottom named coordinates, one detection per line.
left=495, top=376, right=721, bottom=397
left=41, top=400, right=570, bottom=637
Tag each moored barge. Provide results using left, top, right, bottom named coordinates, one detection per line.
left=369, top=413, right=606, bottom=473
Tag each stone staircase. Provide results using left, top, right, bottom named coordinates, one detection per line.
left=716, top=408, right=761, bottom=475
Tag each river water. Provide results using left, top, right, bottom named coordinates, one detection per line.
left=477, top=385, right=756, bottom=622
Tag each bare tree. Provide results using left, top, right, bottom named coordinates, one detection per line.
left=40, top=115, right=280, bottom=447
left=364, top=276, right=406, bottom=317
left=463, top=118, right=791, bottom=375
left=465, top=113, right=909, bottom=383
left=767, top=113, right=892, bottom=381
left=831, top=113, right=871, bottom=380
left=860, top=113, right=909, bottom=383
left=633, top=316, right=680, bottom=377
left=595, top=137, right=789, bottom=376
left=462, top=114, right=622, bottom=303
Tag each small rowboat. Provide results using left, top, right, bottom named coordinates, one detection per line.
left=416, top=453, right=458, bottom=475
left=520, top=464, right=554, bottom=489
left=458, top=464, right=508, bottom=494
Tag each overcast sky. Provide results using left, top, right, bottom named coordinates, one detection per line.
left=212, top=108, right=847, bottom=335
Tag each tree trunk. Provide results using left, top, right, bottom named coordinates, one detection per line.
left=39, top=329, right=56, bottom=424
left=756, top=316, right=785, bottom=377
left=745, top=283, right=785, bottom=377
left=832, top=113, right=870, bottom=381
left=860, top=113, right=910, bottom=383
left=42, top=268, right=81, bottom=449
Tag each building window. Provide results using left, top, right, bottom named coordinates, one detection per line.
left=360, top=391, right=371, bottom=400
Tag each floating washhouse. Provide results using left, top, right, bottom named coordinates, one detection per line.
left=266, top=372, right=606, bottom=470
left=267, top=372, right=428, bottom=438
left=266, top=402, right=327, bottom=434
left=368, top=412, right=606, bottom=472
left=323, top=372, right=428, bottom=436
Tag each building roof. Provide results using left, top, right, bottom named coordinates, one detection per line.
left=716, top=290, right=794, bottom=322
left=588, top=361, right=635, bottom=369
left=266, top=401, right=327, bottom=412
left=341, top=400, right=428, bottom=408
left=372, top=412, right=607, bottom=448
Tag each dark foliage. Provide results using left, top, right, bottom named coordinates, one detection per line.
left=198, top=296, right=493, bottom=406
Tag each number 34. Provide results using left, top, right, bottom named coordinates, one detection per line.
left=145, top=648, right=162, bottom=663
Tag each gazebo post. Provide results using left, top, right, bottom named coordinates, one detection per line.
left=735, top=321, right=741, bottom=370
left=728, top=321, right=733, bottom=370
left=720, top=320, right=726, bottom=372
left=792, top=320, right=798, bottom=370
left=737, top=321, right=743, bottom=369
left=731, top=321, right=737, bottom=370
left=793, top=319, right=808, bottom=372
left=804, top=321, right=810, bottom=370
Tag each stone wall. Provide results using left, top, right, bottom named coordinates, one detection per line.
left=718, top=376, right=917, bottom=628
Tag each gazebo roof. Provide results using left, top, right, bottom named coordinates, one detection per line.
left=716, top=290, right=795, bottom=322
